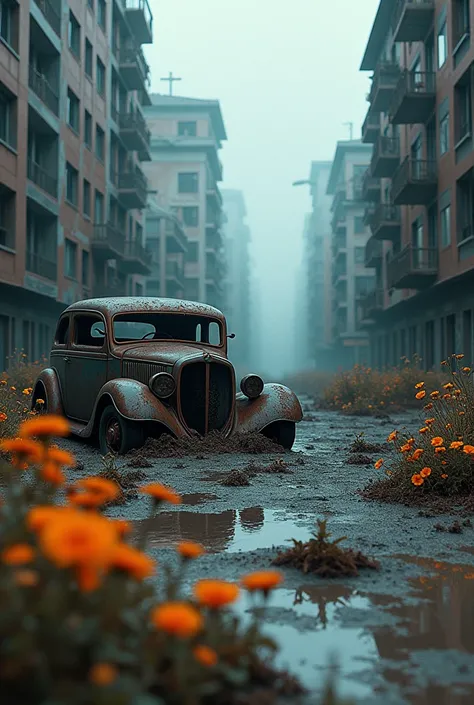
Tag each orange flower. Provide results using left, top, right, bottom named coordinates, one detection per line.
left=387, top=431, right=398, bottom=442
left=430, top=391, right=440, bottom=399
left=0, top=413, right=6, bottom=422
left=401, top=443, right=412, bottom=453
left=194, top=579, right=240, bottom=609
left=178, top=541, right=205, bottom=560
left=194, top=645, right=218, bottom=667
left=40, top=462, right=66, bottom=486
left=462, top=366, right=471, bottom=373
left=0, top=438, right=42, bottom=464
left=460, top=411, right=466, bottom=416
left=456, top=354, right=464, bottom=359
left=151, top=602, right=203, bottom=639
left=441, top=473, right=448, bottom=479
left=463, top=445, right=474, bottom=455
left=374, top=458, right=384, bottom=470
left=89, top=663, right=118, bottom=686
left=46, top=448, right=75, bottom=467
left=139, top=483, right=182, bottom=505
left=241, top=570, right=284, bottom=592
left=111, top=543, right=155, bottom=580
left=112, top=519, right=131, bottom=537
left=15, top=570, right=39, bottom=587
left=425, top=418, right=435, bottom=425
left=412, top=449, right=424, bottom=460
left=420, top=467, right=431, bottom=478
left=20, top=415, right=70, bottom=438
left=27, top=506, right=75, bottom=532
left=0, top=380, right=6, bottom=385
left=411, top=474, right=424, bottom=486
left=442, top=393, right=452, bottom=400
left=431, top=437, right=444, bottom=447
left=435, top=447, right=446, bottom=454
left=2, top=543, right=34, bottom=565
left=424, top=403, right=434, bottom=410
left=450, top=441, right=464, bottom=450
left=419, top=427, right=429, bottom=434
left=22, top=388, right=32, bottom=395
left=415, top=382, right=425, bottom=389
left=415, top=390, right=426, bottom=400
left=69, top=477, right=120, bottom=506
left=454, top=389, right=462, bottom=396
left=443, top=382, right=454, bottom=390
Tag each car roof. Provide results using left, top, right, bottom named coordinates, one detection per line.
left=64, top=297, right=225, bottom=320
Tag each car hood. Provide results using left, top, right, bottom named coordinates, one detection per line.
left=118, top=343, right=228, bottom=366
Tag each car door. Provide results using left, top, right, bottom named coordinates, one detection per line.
left=64, top=312, right=108, bottom=422
left=49, top=314, right=71, bottom=408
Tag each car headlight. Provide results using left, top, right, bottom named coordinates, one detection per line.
left=149, top=372, right=176, bottom=399
left=240, top=374, right=264, bottom=399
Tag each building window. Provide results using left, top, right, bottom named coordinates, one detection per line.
left=98, top=0, right=106, bottom=30
left=354, top=247, right=365, bottom=264
left=96, top=57, right=105, bottom=96
left=456, top=171, right=474, bottom=241
left=0, top=0, right=18, bottom=51
left=454, top=72, right=472, bottom=143
left=178, top=121, right=197, bottom=137
left=84, top=110, right=92, bottom=148
left=440, top=204, right=451, bottom=247
left=82, top=250, right=89, bottom=286
left=95, top=125, right=105, bottom=161
left=85, top=39, right=93, bottom=78
left=83, top=179, right=91, bottom=218
left=0, top=83, right=17, bottom=149
left=439, top=112, right=449, bottom=154
left=452, top=0, right=470, bottom=48
left=437, top=20, right=447, bottom=67
left=95, top=189, right=104, bottom=223
left=354, top=215, right=364, bottom=233
left=67, top=88, right=80, bottom=132
left=87, top=0, right=94, bottom=12
left=178, top=172, right=198, bottom=193
left=182, top=206, right=198, bottom=226
left=186, top=241, right=199, bottom=262
left=64, top=239, right=77, bottom=279
left=68, top=11, right=80, bottom=58
left=66, top=162, right=78, bottom=206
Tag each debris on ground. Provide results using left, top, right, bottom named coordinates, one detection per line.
left=246, top=458, right=294, bottom=475
left=434, top=520, right=463, bottom=534
left=99, top=453, right=147, bottom=505
left=349, top=432, right=384, bottom=454
left=272, top=519, right=379, bottom=577
left=361, top=478, right=474, bottom=516
left=347, top=454, right=372, bottom=465
left=221, top=469, right=252, bottom=487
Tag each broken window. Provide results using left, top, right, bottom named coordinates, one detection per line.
left=73, top=315, right=105, bottom=347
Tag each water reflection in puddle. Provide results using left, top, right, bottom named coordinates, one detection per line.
left=180, top=492, right=218, bottom=506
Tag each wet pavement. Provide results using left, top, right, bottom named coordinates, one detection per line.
left=65, top=396, right=474, bottom=703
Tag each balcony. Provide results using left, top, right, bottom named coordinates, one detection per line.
left=166, top=260, right=184, bottom=287
left=26, top=250, right=57, bottom=281
left=332, top=234, right=346, bottom=258
left=332, top=268, right=347, bottom=287
left=387, top=245, right=438, bottom=289
left=34, top=0, right=61, bottom=36
left=392, top=158, right=437, bottom=205
left=117, top=168, right=148, bottom=210
left=118, top=112, right=151, bottom=159
left=392, top=0, right=435, bottom=43
left=91, top=224, right=125, bottom=260
left=368, top=204, right=401, bottom=241
left=364, top=236, right=383, bottom=267
left=390, top=71, right=436, bottom=125
left=121, top=239, right=151, bottom=275
left=360, top=289, right=384, bottom=323
left=28, top=66, right=59, bottom=116
left=124, top=0, right=153, bottom=44
left=27, top=159, right=58, bottom=199
left=205, top=229, right=223, bottom=252
left=119, top=47, right=150, bottom=92
left=165, top=219, right=187, bottom=253
left=361, top=169, right=381, bottom=202
left=371, top=136, right=400, bottom=178
left=368, top=62, right=400, bottom=112
left=362, top=109, right=380, bottom=144
left=94, top=281, right=126, bottom=297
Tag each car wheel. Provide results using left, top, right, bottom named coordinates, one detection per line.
left=262, top=421, right=296, bottom=450
left=99, top=406, right=145, bottom=456
left=32, top=383, right=48, bottom=413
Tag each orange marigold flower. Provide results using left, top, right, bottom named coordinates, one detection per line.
left=443, top=393, right=452, bottom=400
left=70, top=477, right=120, bottom=506
left=111, top=543, right=155, bottom=580
left=450, top=441, right=464, bottom=450
left=415, top=382, right=425, bottom=389
left=420, top=467, right=432, bottom=478
left=411, top=474, right=424, bottom=486
left=462, top=366, right=471, bottom=373
left=0, top=438, right=42, bottom=463
left=36, top=398, right=45, bottom=405
left=441, top=473, right=448, bottom=479
left=89, top=663, right=118, bottom=686
left=15, top=569, right=39, bottom=587
left=431, top=437, right=444, bottom=447
left=460, top=411, right=466, bottom=416
left=22, top=388, right=32, bottom=396
left=443, top=382, right=454, bottom=390
left=194, top=645, right=218, bottom=667
left=454, top=389, right=462, bottom=396
left=0, top=380, right=6, bottom=385
left=415, top=390, right=426, bottom=400
left=374, top=458, right=384, bottom=470
left=10, top=386, right=16, bottom=391
left=178, top=541, right=205, bottom=560
left=20, top=414, right=70, bottom=438
left=463, top=445, right=474, bottom=455
left=435, top=447, right=446, bottom=454
left=40, top=462, right=66, bottom=486
left=46, top=448, right=75, bottom=467
left=194, top=579, right=240, bottom=609
left=139, top=482, right=182, bottom=505
left=419, top=427, right=429, bottom=434
left=241, top=570, right=284, bottom=592
left=412, top=449, right=424, bottom=460
left=424, top=403, right=434, bottom=410
left=27, top=506, right=75, bottom=532
left=2, top=543, right=35, bottom=565
left=151, top=602, right=203, bottom=639
left=456, top=354, right=465, bottom=359
left=0, top=413, right=7, bottom=422
left=401, top=443, right=412, bottom=453
left=430, top=391, right=440, bottom=399
left=441, top=360, right=448, bottom=365
left=387, top=431, right=398, bottom=442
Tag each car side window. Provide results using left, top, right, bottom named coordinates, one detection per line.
left=209, top=322, right=221, bottom=346
left=55, top=316, right=70, bottom=346
left=73, top=315, right=106, bottom=348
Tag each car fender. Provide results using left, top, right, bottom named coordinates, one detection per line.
left=91, top=379, right=187, bottom=438
left=234, top=383, right=303, bottom=434
left=32, top=368, right=64, bottom=415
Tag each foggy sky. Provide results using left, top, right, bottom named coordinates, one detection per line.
left=145, top=0, right=379, bottom=376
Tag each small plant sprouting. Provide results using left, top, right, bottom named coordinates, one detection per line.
left=349, top=432, right=383, bottom=455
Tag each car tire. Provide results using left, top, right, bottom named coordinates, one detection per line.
left=99, top=405, right=145, bottom=456
left=262, top=421, right=296, bottom=450
left=32, top=383, right=48, bottom=413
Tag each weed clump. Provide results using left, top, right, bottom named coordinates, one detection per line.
left=272, top=519, right=379, bottom=577
left=349, top=433, right=384, bottom=454
left=347, top=454, right=372, bottom=465
left=99, top=453, right=147, bottom=504
left=221, top=469, right=252, bottom=487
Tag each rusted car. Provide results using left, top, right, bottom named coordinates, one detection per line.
left=32, top=298, right=302, bottom=454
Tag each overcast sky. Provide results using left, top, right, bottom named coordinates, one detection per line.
left=145, top=0, right=380, bottom=377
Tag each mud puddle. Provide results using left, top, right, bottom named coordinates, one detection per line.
left=181, top=492, right=218, bottom=506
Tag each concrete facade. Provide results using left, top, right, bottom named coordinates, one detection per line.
left=0, top=0, right=153, bottom=369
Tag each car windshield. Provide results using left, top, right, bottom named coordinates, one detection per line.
left=113, top=313, right=223, bottom=346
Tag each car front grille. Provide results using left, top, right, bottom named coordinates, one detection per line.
left=122, top=361, right=169, bottom=385
left=179, top=361, right=233, bottom=435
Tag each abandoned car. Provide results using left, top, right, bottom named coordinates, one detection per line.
left=33, top=298, right=303, bottom=454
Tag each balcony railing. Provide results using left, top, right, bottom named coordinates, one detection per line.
left=360, top=288, right=384, bottom=321
left=92, top=223, right=126, bottom=259
left=123, top=0, right=153, bottom=44
left=391, top=158, right=438, bottom=205
left=369, top=204, right=401, bottom=241
left=166, top=260, right=184, bottom=282
left=332, top=234, right=347, bottom=256
left=118, top=111, right=151, bottom=155
left=392, top=0, right=435, bottom=43
left=27, top=159, right=58, bottom=198
left=368, top=62, right=400, bottom=112
left=371, top=136, right=400, bottom=177
left=117, top=168, right=148, bottom=209
left=387, top=245, right=438, bottom=290
left=28, top=66, right=59, bottom=116
left=34, top=0, right=61, bottom=36
left=361, top=109, right=380, bottom=144
left=364, top=236, right=383, bottom=267
left=119, top=47, right=150, bottom=91
left=94, top=281, right=126, bottom=297
left=362, top=169, right=381, bottom=201
left=26, top=250, right=57, bottom=281
left=390, top=70, right=436, bottom=124
left=122, top=239, right=151, bottom=275
left=165, top=219, right=188, bottom=253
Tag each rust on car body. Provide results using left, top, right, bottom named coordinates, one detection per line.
left=33, top=297, right=303, bottom=453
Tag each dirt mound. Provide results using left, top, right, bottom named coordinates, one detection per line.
left=347, top=454, right=372, bottom=465
left=221, top=469, right=252, bottom=487
left=360, top=479, right=474, bottom=516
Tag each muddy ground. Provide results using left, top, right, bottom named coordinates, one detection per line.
left=63, top=397, right=474, bottom=704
